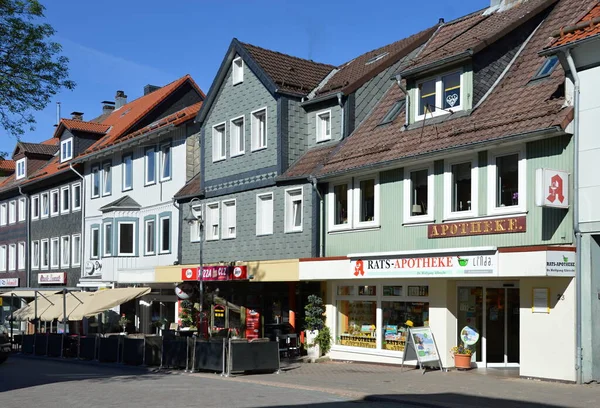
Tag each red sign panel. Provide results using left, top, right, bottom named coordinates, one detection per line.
left=181, top=266, right=248, bottom=281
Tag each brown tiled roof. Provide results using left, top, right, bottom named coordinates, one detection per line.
left=174, top=172, right=200, bottom=199
left=549, top=0, right=600, bottom=47
left=59, top=119, right=110, bottom=135
left=19, top=142, right=58, bottom=156
left=281, top=143, right=340, bottom=179
left=240, top=42, right=335, bottom=96
left=316, top=24, right=440, bottom=97
left=309, top=0, right=577, bottom=177
left=404, top=0, right=559, bottom=74
left=0, top=160, right=15, bottom=172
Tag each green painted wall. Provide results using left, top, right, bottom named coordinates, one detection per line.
left=325, top=134, right=573, bottom=255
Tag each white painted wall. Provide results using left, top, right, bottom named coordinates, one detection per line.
left=519, top=277, right=576, bottom=382
left=82, top=126, right=188, bottom=284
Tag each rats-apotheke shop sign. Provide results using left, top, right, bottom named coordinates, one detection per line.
left=427, top=216, right=526, bottom=239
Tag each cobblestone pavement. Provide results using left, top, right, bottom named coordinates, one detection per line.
left=0, top=356, right=419, bottom=408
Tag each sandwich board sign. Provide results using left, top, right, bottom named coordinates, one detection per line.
left=401, top=326, right=445, bottom=374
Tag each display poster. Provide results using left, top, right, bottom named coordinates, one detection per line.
left=533, top=288, right=550, bottom=313
left=460, top=326, right=479, bottom=346
left=409, top=327, right=439, bottom=363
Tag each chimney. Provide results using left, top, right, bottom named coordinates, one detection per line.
left=71, top=111, right=84, bottom=121
left=144, top=84, right=161, bottom=95
left=101, top=100, right=115, bottom=115
left=115, top=90, right=128, bottom=109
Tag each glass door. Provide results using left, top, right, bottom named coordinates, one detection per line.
left=485, top=288, right=505, bottom=364
left=457, top=286, right=483, bottom=364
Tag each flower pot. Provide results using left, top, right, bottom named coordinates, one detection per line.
left=305, top=330, right=320, bottom=362
left=454, top=353, right=472, bottom=370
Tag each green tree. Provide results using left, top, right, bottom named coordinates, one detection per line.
left=0, top=0, right=75, bottom=137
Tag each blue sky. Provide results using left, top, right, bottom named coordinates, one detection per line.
left=1, top=0, right=489, bottom=154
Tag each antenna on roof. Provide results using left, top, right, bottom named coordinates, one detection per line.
left=55, top=102, right=61, bottom=127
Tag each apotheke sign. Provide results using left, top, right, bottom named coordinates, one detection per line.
left=351, top=253, right=498, bottom=278
left=546, top=251, right=575, bottom=277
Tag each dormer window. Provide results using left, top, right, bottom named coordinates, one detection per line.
left=61, top=138, right=73, bottom=162
left=232, top=56, right=243, bottom=85
left=416, top=70, right=463, bottom=121
left=16, top=158, right=26, bottom=179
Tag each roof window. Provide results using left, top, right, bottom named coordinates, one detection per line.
left=366, top=52, right=389, bottom=65
left=532, top=56, right=559, bottom=81
left=379, top=100, right=405, bottom=125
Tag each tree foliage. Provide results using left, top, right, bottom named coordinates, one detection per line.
left=304, top=294, right=325, bottom=331
left=0, top=0, right=75, bottom=137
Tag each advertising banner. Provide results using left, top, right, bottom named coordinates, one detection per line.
left=0, top=278, right=19, bottom=287
left=181, top=265, right=248, bottom=281
left=546, top=251, right=576, bottom=277
left=39, top=272, right=66, bottom=285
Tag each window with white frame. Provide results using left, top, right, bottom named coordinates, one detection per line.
left=189, top=205, right=202, bottom=243
left=404, top=165, right=434, bottom=223
left=91, top=166, right=100, bottom=198
left=222, top=200, right=236, bottom=239
left=160, top=143, right=172, bottom=181
left=41, top=192, right=49, bottom=218
left=0, top=245, right=6, bottom=271
left=50, top=238, right=59, bottom=269
left=118, top=222, right=135, bottom=256
left=232, top=56, right=244, bottom=85
left=0, top=203, right=6, bottom=226
left=102, top=163, right=112, bottom=196
left=212, top=123, right=226, bottom=162
left=90, top=227, right=99, bottom=259
left=18, top=197, right=25, bottom=222
left=61, top=236, right=70, bottom=268
left=18, top=241, right=24, bottom=270
left=41, top=239, right=49, bottom=269
left=145, top=219, right=155, bottom=255
left=316, top=110, right=332, bottom=142
left=61, top=138, right=73, bottom=162
left=31, top=195, right=39, bottom=220
left=354, top=176, right=379, bottom=227
left=206, top=203, right=220, bottom=241
left=72, top=234, right=81, bottom=267
left=72, top=183, right=81, bottom=211
left=230, top=116, right=245, bottom=156
left=251, top=108, right=267, bottom=151
left=8, top=200, right=15, bottom=224
left=145, top=148, right=156, bottom=185
left=415, top=70, right=463, bottom=121
left=285, top=188, right=303, bottom=232
left=31, top=240, right=40, bottom=269
left=329, top=181, right=351, bottom=230
left=8, top=243, right=15, bottom=271
left=103, top=223, right=113, bottom=257
left=444, top=158, right=478, bottom=219
left=488, top=148, right=526, bottom=214
left=50, top=189, right=59, bottom=216
left=16, top=158, right=26, bottom=179
left=256, top=193, right=273, bottom=235
left=61, top=186, right=70, bottom=214
left=159, top=216, right=170, bottom=253
left=122, top=154, right=133, bottom=191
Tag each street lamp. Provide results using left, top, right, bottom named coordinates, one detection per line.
left=185, top=197, right=205, bottom=338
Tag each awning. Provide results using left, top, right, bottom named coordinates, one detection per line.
left=0, top=290, right=61, bottom=298
left=11, top=287, right=151, bottom=322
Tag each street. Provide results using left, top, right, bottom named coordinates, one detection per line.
left=0, top=357, right=417, bottom=408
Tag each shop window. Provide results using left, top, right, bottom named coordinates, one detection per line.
left=337, top=300, right=377, bottom=349
left=383, top=286, right=402, bottom=296
left=381, top=301, right=429, bottom=351
left=337, top=286, right=356, bottom=296
left=358, top=286, right=376, bottom=296
left=407, top=286, right=429, bottom=297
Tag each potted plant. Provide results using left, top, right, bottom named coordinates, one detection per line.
left=118, top=314, right=130, bottom=334
left=304, top=294, right=325, bottom=361
left=450, top=344, right=472, bottom=370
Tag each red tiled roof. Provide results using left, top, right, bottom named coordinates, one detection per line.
left=551, top=1, right=600, bottom=46
left=404, top=0, right=559, bottom=74
left=296, top=0, right=578, bottom=178
left=240, top=42, right=335, bottom=96
left=0, top=160, right=15, bottom=171
left=59, top=119, right=111, bottom=135
left=315, top=24, right=440, bottom=97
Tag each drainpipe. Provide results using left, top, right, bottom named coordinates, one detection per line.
left=69, top=163, right=85, bottom=284
left=394, top=74, right=410, bottom=129
left=18, top=186, right=29, bottom=288
left=337, top=93, right=344, bottom=138
left=565, top=49, right=582, bottom=385
left=309, top=176, right=323, bottom=257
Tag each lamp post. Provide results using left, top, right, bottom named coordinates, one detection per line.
left=185, top=198, right=205, bottom=338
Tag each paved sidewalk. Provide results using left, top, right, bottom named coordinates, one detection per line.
left=191, top=361, right=600, bottom=408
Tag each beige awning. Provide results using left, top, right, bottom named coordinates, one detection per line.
left=12, top=295, right=56, bottom=321
left=0, top=290, right=61, bottom=298
left=40, top=292, right=95, bottom=321
left=75, top=287, right=151, bottom=319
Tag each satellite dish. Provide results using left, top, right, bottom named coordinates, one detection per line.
left=84, top=261, right=95, bottom=275
left=191, top=202, right=203, bottom=220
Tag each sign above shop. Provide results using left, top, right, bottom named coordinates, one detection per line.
left=428, top=217, right=526, bottom=239
left=0, top=278, right=18, bottom=287
left=546, top=251, right=576, bottom=277
left=536, top=168, right=569, bottom=209
left=181, top=266, right=248, bottom=282
left=39, top=272, right=66, bottom=285
left=351, top=251, right=498, bottom=279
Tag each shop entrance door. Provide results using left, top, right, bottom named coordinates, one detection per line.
left=457, top=283, right=519, bottom=368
